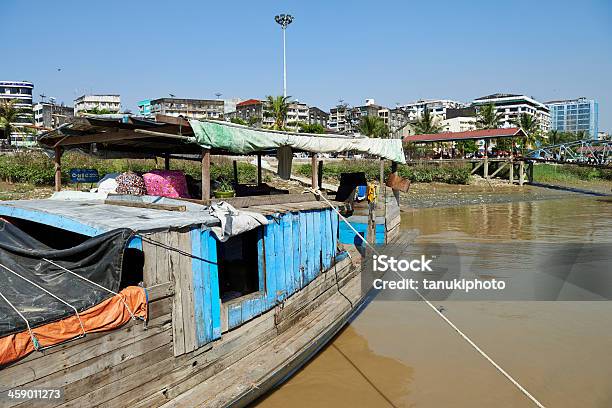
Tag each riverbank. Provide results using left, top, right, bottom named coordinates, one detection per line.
left=402, top=176, right=611, bottom=209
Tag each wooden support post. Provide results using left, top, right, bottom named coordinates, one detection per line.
left=317, top=160, right=323, bottom=191
left=164, top=153, right=170, bottom=170
left=379, top=159, right=385, bottom=207
left=232, top=160, right=239, bottom=186
left=257, top=154, right=262, bottom=186
left=509, top=160, right=514, bottom=184
left=519, top=160, right=525, bottom=186
left=527, top=161, right=534, bottom=183
left=311, top=153, right=318, bottom=190
left=201, top=149, right=210, bottom=200
left=484, top=140, right=489, bottom=178
left=391, top=161, right=400, bottom=206
left=54, top=146, right=62, bottom=192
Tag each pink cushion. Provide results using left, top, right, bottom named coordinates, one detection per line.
left=142, top=170, right=191, bottom=198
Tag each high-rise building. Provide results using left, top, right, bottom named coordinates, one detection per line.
left=74, top=94, right=121, bottom=115
left=0, top=80, right=34, bottom=146
left=149, top=98, right=224, bottom=120
left=33, top=102, right=74, bottom=131
left=328, top=104, right=352, bottom=133
left=546, top=97, right=598, bottom=139
left=472, top=93, right=550, bottom=132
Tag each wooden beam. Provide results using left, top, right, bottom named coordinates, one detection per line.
left=311, top=154, right=318, bottom=190
left=257, top=154, right=262, bottom=186
left=317, top=160, right=323, bottom=191
left=133, top=129, right=195, bottom=141
left=155, top=114, right=192, bottom=128
left=104, top=199, right=187, bottom=212
left=56, top=130, right=154, bottom=146
left=519, top=160, right=525, bottom=185
left=233, top=160, right=239, bottom=185
left=54, top=146, right=62, bottom=192
left=202, top=149, right=211, bottom=200
left=164, top=153, right=170, bottom=170
left=509, top=160, right=514, bottom=184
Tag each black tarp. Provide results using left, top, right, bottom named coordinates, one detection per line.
left=0, top=220, right=133, bottom=337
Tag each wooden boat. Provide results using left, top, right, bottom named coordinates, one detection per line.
left=0, top=116, right=404, bottom=407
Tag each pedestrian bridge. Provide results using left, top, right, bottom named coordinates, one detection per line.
left=525, top=139, right=611, bottom=167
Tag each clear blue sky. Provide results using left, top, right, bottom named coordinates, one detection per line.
left=3, top=0, right=611, bottom=131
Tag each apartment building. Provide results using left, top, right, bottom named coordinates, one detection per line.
left=286, top=102, right=309, bottom=128
left=74, top=94, right=121, bottom=115
left=33, top=102, right=74, bottom=131
left=308, top=107, right=329, bottom=128
left=378, top=107, right=410, bottom=138
left=400, top=99, right=466, bottom=121
left=472, top=93, right=550, bottom=132
left=0, top=80, right=34, bottom=146
left=546, top=97, right=598, bottom=138
left=328, top=105, right=352, bottom=133
left=149, top=98, right=224, bottom=120
left=442, top=107, right=477, bottom=132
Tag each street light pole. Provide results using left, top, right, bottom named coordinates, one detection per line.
left=275, top=13, right=294, bottom=98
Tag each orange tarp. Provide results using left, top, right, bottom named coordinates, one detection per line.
left=0, top=286, right=147, bottom=366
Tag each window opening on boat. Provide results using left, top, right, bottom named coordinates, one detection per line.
left=3, top=217, right=89, bottom=249
left=217, top=227, right=261, bottom=302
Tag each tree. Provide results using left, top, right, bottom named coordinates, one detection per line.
left=547, top=129, right=560, bottom=145
left=456, top=140, right=478, bottom=157
left=0, top=99, right=30, bottom=143
left=230, top=117, right=247, bottom=126
left=356, top=115, right=389, bottom=138
left=411, top=108, right=443, bottom=135
left=299, top=122, right=326, bottom=134
left=264, top=95, right=290, bottom=130
left=475, top=103, right=503, bottom=129
left=513, top=113, right=540, bottom=150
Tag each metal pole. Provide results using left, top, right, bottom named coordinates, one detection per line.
left=282, top=27, right=287, bottom=97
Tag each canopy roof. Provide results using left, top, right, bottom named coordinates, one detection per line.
left=38, top=115, right=405, bottom=163
left=404, top=127, right=526, bottom=143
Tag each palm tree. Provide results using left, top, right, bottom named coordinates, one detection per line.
left=0, top=99, right=28, bottom=143
left=475, top=103, right=503, bottom=129
left=547, top=129, right=559, bottom=145
left=356, top=115, right=389, bottom=138
left=264, top=95, right=290, bottom=130
left=513, top=113, right=540, bottom=150
left=411, top=108, right=443, bottom=135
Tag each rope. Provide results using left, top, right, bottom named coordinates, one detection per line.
left=309, top=188, right=546, bottom=408
left=42, top=258, right=139, bottom=321
left=0, top=262, right=87, bottom=340
left=138, top=235, right=217, bottom=265
left=0, top=290, right=40, bottom=350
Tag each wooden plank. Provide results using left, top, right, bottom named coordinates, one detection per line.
left=214, top=193, right=318, bottom=209
left=54, top=146, right=62, bottom=192
left=263, top=220, right=277, bottom=308
left=16, top=331, right=173, bottom=408
left=171, top=235, right=186, bottom=356
left=298, top=211, right=308, bottom=289
left=0, top=317, right=169, bottom=391
left=201, top=149, right=211, bottom=201
left=145, top=281, right=174, bottom=302
left=178, top=231, right=196, bottom=354
left=207, top=231, right=221, bottom=339
left=291, top=213, right=302, bottom=291
left=103, top=199, right=187, bottom=212
left=273, top=218, right=286, bottom=301
left=313, top=210, right=322, bottom=278
left=306, top=211, right=316, bottom=283
left=282, top=213, right=295, bottom=296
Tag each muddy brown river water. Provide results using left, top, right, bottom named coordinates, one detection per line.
left=255, top=196, right=612, bottom=408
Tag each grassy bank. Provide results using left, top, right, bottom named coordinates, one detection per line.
left=533, top=163, right=612, bottom=183
left=0, top=152, right=261, bottom=186
left=294, top=160, right=471, bottom=185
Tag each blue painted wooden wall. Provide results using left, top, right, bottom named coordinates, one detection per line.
left=226, top=208, right=339, bottom=330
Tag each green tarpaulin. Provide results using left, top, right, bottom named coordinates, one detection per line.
left=189, top=120, right=406, bottom=164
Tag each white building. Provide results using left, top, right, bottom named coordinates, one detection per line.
left=286, top=102, right=309, bottom=129
left=399, top=99, right=466, bottom=121
left=472, top=93, right=550, bottom=132
left=0, top=80, right=34, bottom=146
left=442, top=107, right=477, bottom=133
left=33, top=102, right=74, bottom=131
left=74, top=94, right=121, bottom=115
